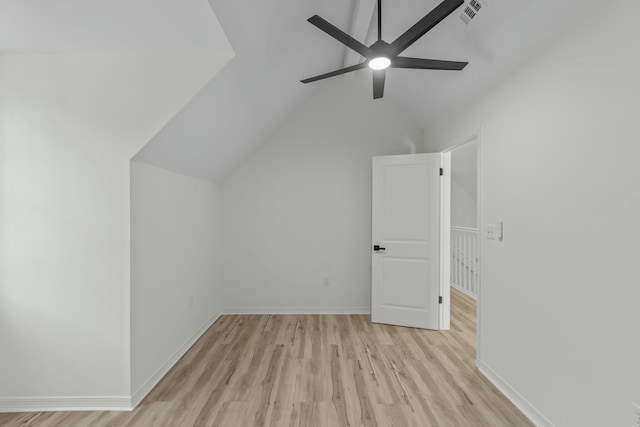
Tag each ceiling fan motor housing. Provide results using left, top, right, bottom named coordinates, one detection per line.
left=369, top=40, right=394, bottom=59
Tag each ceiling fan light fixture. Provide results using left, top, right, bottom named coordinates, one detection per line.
left=368, top=57, right=391, bottom=70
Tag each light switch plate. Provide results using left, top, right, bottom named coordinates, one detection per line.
left=633, top=402, right=640, bottom=427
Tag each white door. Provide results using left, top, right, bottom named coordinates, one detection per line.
left=371, top=153, right=442, bottom=330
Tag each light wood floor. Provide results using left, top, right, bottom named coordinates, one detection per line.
left=0, top=289, right=532, bottom=426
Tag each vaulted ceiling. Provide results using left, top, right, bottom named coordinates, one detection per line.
left=3, top=0, right=598, bottom=182
left=133, top=0, right=356, bottom=182
left=0, top=0, right=232, bottom=53
left=136, top=0, right=598, bottom=182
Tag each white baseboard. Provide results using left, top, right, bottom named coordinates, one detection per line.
left=450, top=284, right=477, bottom=299
left=0, top=310, right=223, bottom=413
left=132, top=307, right=365, bottom=406
left=221, top=307, right=371, bottom=315
left=478, top=360, right=555, bottom=427
left=130, top=309, right=222, bottom=408
left=1, top=308, right=370, bottom=413
left=0, top=396, right=132, bottom=413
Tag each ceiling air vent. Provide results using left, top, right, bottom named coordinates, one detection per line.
left=460, top=0, right=484, bottom=25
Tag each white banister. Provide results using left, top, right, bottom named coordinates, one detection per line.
left=451, top=226, right=479, bottom=298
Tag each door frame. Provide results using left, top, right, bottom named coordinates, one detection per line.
left=436, top=128, right=482, bottom=362
left=439, top=151, right=451, bottom=330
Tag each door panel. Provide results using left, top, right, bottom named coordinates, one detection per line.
left=383, top=165, right=430, bottom=241
left=382, top=258, right=429, bottom=309
left=372, top=153, right=442, bottom=330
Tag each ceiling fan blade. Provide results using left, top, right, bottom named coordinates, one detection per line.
left=372, top=70, right=386, bottom=99
left=389, top=0, right=464, bottom=55
left=393, top=56, right=468, bottom=70
left=308, top=15, right=372, bottom=58
left=301, top=63, right=368, bottom=84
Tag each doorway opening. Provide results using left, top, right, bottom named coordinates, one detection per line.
left=450, top=140, right=479, bottom=299
left=370, top=137, right=480, bottom=338
left=443, top=136, right=480, bottom=349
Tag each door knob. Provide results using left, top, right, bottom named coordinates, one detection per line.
left=373, top=245, right=386, bottom=252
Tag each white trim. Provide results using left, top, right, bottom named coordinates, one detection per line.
left=439, top=129, right=481, bottom=152
left=476, top=129, right=483, bottom=362
left=476, top=128, right=484, bottom=364
left=478, top=361, right=555, bottom=427
left=451, top=226, right=478, bottom=233
left=439, top=151, right=451, bottom=330
left=130, top=309, right=222, bottom=408
left=0, top=310, right=224, bottom=413
left=0, top=396, right=132, bottom=413
left=450, top=284, right=477, bottom=300
left=221, top=307, right=371, bottom=315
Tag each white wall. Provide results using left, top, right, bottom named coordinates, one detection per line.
left=450, top=141, right=477, bottom=228
left=222, top=77, right=423, bottom=312
left=130, top=162, right=222, bottom=404
left=0, top=54, right=228, bottom=406
left=424, top=1, right=640, bottom=425
left=451, top=179, right=477, bottom=228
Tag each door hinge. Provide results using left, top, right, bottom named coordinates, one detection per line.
left=439, top=296, right=443, bottom=304
left=439, top=168, right=444, bottom=176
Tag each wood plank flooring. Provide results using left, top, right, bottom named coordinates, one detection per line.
left=0, top=289, right=532, bottom=426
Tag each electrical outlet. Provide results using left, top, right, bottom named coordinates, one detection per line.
left=633, top=402, right=640, bottom=427
left=323, top=276, right=330, bottom=286
left=486, top=224, right=496, bottom=240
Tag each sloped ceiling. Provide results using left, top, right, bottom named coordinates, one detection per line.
left=3, top=0, right=599, bottom=183
left=0, top=0, right=235, bottom=174
left=380, top=0, right=599, bottom=128
left=137, top=0, right=599, bottom=183
left=0, top=0, right=232, bottom=54
left=134, top=0, right=355, bottom=182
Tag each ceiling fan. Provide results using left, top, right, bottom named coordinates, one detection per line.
left=301, top=0, right=468, bottom=99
